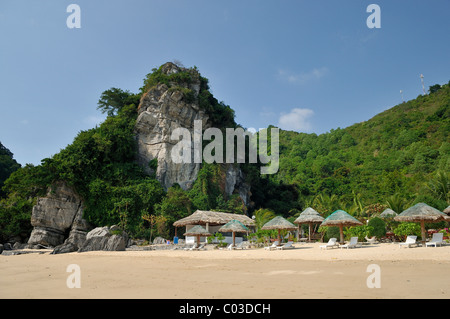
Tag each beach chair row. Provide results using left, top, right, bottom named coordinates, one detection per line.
left=184, top=233, right=446, bottom=251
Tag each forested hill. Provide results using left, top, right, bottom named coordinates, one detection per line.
left=267, top=82, right=449, bottom=214
left=0, top=63, right=448, bottom=242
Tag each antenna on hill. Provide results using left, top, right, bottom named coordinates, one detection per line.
left=400, top=90, right=404, bottom=103
left=420, top=74, right=426, bottom=95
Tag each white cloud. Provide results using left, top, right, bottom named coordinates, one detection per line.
left=277, top=67, right=328, bottom=85
left=278, top=108, right=314, bottom=132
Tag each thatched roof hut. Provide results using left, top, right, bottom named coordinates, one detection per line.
left=261, top=216, right=296, bottom=245
left=294, top=207, right=324, bottom=224
left=219, top=219, right=250, bottom=233
left=394, top=203, right=447, bottom=222
left=219, top=219, right=250, bottom=246
left=261, top=216, right=297, bottom=231
left=183, top=225, right=211, bottom=246
left=173, top=210, right=255, bottom=227
left=444, top=206, right=450, bottom=215
left=379, top=208, right=398, bottom=218
left=183, top=225, right=212, bottom=237
left=293, top=207, right=324, bottom=241
left=320, top=210, right=363, bottom=244
left=394, top=203, right=448, bottom=246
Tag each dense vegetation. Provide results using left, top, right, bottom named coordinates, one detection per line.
left=268, top=83, right=450, bottom=216
left=0, top=63, right=448, bottom=243
left=0, top=142, right=21, bottom=198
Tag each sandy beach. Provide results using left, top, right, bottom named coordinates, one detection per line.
left=1, top=242, right=449, bottom=299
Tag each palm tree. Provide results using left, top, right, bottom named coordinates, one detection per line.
left=339, top=192, right=365, bottom=217
left=312, top=193, right=339, bottom=217
left=427, top=171, right=449, bottom=204
left=253, top=208, right=276, bottom=230
left=386, top=193, right=410, bottom=214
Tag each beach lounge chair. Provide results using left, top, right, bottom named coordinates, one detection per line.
left=226, top=243, right=234, bottom=250
left=233, top=242, right=246, bottom=250
left=399, top=235, right=418, bottom=248
left=187, top=243, right=205, bottom=251
left=320, top=238, right=338, bottom=250
left=276, top=241, right=294, bottom=250
left=264, top=241, right=279, bottom=250
left=365, top=236, right=378, bottom=244
left=340, top=237, right=362, bottom=249
left=425, top=233, right=444, bottom=247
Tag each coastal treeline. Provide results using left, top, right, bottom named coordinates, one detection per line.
left=0, top=64, right=449, bottom=242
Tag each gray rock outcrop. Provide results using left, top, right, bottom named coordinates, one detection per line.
left=135, top=62, right=209, bottom=191
left=134, top=62, right=251, bottom=205
left=78, top=226, right=127, bottom=252
left=27, top=181, right=91, bottom=248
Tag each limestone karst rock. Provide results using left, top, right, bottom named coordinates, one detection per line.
left=27, top=181, right=91, bottom=248
left=135, top=62, right=209, bottom=191
left=134, top=62, right=251, bottom=205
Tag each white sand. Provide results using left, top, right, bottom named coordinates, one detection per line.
left=1, top=242, right=449, bottom=299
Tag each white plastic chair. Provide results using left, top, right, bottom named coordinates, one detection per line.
left=276, top=241, right=294, bottom=250
left=320, top=238, right=338, bottom=250
left=399, top=235, right=418, bottom=248
left=340, top=237, right=361, bottom=249
left=264, top=241, right=279, bottom=250
left=234, top=242, right=246, bottom=250
left=426, top=233, right=444, bottom=247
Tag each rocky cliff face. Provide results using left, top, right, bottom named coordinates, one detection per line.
left=135, top=62, right=209, bottom=191
left=134, top=62, right=251, bottom=204
left=27, top=181, right=91, bottom=248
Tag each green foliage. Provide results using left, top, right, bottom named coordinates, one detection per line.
left=140, top=64, right=236, bottom=129
left=367, top=217, right=386, bottom=239
left=0, top=142, right=21, bottom=198
left=426, top=171, right=449, bottom=205
left=393, top=222, right=422, bottom=240
left=0, top=195, right=34, bottom=242
left=207, top=232, right=226, bottom=247
left=268, top=82, right=450, bottom=210
left=386, top=193, right=411, bottom=215
left=97, top=87, right=140, bottom=117
left=155, top=184, right=192, bottom=237
left=1, top=64, right=449, bottom=243
left=429, top=84, right=442, bottom=94
left=252, top=208, right=275, bottom=230
left=325, top=226, right=340, bottom=242
left=344, top=225, right=374, bottom=241
left=1, top=98, right=166, bottom=239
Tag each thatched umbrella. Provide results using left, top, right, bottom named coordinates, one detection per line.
left=379, top=208, right=398, bottom=219
left=320, top=210, right=363, bottom=244
left=183, top=225, right=211, bottom=247
left=219, top=219, right=250, bottom=247
left=293, top=207, right=324, bottom=241
left=173, top=210, right=255, bottom=236
left=261, top=216, right=297, bottom=245
left=394, top=203, right=448, bottom=246
left=444, top=206, right=450, bottom=215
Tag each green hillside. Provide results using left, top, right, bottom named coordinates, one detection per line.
left=268, top=83, right=449, bottom=215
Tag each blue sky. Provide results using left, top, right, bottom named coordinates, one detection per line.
left=1, top=0, right=449, bottom=166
